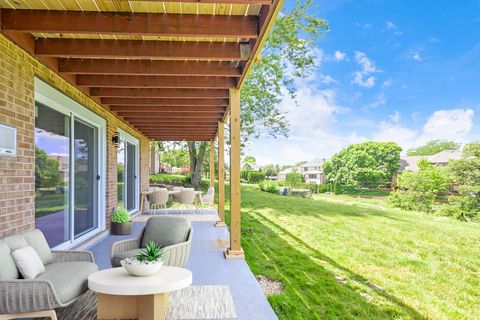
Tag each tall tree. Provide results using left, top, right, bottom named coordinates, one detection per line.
left=188, top=142, right=208, bottom=188
left=407, top=140, right=460, bottom=156
left=324, top=142, right=402, bottom=188
left=186, top=0, right=328, bottom=188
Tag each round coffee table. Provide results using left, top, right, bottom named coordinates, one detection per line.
left=88, top=266, right=192, bottom=320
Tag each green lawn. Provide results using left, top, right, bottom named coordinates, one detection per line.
left=231, top=185, right=480, bottom=320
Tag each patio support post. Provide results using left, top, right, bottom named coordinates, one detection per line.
left=215, top=121, right=226, bottom=227
left=225, top=88, right=244, bottom=259
left=209, top=139, right=215, bottom=187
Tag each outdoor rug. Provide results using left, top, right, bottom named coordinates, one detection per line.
left=44, top=285, right=237, bottom=320
left=143, top=209, right=218, bottom=215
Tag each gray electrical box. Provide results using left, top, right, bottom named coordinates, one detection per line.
left=0, top=124, right=17, bottom=157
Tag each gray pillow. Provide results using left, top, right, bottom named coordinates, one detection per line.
left=0, top=240, right=19, bottom=279
left=22, top=229, right=53, bottom=265
left=3, top=234, right=28, bottom=251
left=141, top=217, right=191, bottom=248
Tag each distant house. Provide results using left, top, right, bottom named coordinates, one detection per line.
left=277, top=167, right=296, bottom=181
left=299, top=159, right=326, bottom=185
left=399, top=149, right=462, bottom=173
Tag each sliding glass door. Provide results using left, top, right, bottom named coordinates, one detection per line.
left=117, top=132, right=139, bottom=214
left=35, top=102, right=103, bottom=248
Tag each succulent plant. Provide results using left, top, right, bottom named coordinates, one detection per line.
left=135, top=241, right=164, bottom=262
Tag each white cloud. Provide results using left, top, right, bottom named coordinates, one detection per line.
left=362, top=92, right=387, bottom=110
left=352, top=51, right=378, bottom=88
left=419, top=109, right=474, bottom=143
left=333, top=50, right=348, bottom=61
left=382, top=79, right=393, bottom=88
left=389, top=110, right=401, bottom=123
left=317, top=74, right=338, bottom=84
left=386, top=21, right=397, bottom=29
left=429, top=37, right=440, bottom=43
left=408, top=49, right=424, bottom=61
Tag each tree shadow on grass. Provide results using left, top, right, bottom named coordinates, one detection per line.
left=241, top=209, right=426, bottom=320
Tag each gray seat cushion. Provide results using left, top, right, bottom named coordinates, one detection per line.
left=0, top=240, right=19, bottom=279
left=141, top=216, right=191, bottom=248
left=37, top=262, right=98, bottom=304
left=22, top=229, right=53, bottom=265
left=111, top=248, right=143, bottom=268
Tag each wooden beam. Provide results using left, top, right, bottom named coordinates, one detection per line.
left=215, top=121, right=226, bottom=227
left=103, top=98, right=229, bottom=106
left=126, top=118, right=221, bottom=122
left=153, top=137, right=213, bottom=141
left=77, top=75, right=236, bottom=89
left=127, top=0, right=271, bottom=4
left=116, top=111, right=223, bottom=117
left=110, top=106, right=226, bottom=112
left=133, top=124, right=217, bottom=128
left=225, top=88, right=244, bottom=259
left=60, top=59, right=242, bottom=77
left=210, top=140, right=215, bottom=188
left=2, top=10, right=258, bottom=38
left=91, top=88, right=229, bottom=98
left=36, top=39, right=250, bottom=61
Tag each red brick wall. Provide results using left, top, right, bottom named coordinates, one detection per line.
left=0, top=34, right=150, bottom=238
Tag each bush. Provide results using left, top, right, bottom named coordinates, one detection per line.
left=285, top=173, right=304, bottom=188
left=318, top=184, right=329, bottom=193
left=290, top=189, right=312, bottom=198
left=247, top=171, right=265, bottom=184
left=241, top=170, right=251, bottom=181
left=333, top=182, right=341, bottom=195
left=259, top=180, right=280, bottom=194
left=303, top=182, right=318, bottom=194
left=112, top=207, right=130, bottom=223
left=150, top=173, right=190, bottom=186
left=388, top=190, right=436, bottom=213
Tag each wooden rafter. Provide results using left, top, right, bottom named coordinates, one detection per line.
left=36, top=39, right=251, bottom=61
left=90, top=88, right=230, bottom=98
left=110, top=106, right=226, bottom=112
left=1, top=10, right=258, bottom=38
left=77, top=75, right=236, bottom=89
left=103, top=98, right=229, bottom=106
left=59, top=59, right=242, bottom=77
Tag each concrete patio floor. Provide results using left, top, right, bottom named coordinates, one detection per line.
left=88, top=218, right=278, bottom=320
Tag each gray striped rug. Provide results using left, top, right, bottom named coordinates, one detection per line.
left=48, top=285, right=237, bottom=320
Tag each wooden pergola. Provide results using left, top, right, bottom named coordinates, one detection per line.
left=0, top=0, right=282, bottom=258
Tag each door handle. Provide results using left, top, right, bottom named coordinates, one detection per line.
left=96, top=175, right=101, bottom=181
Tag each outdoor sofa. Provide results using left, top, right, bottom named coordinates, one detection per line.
left=0, top=229, right=98, bottom=320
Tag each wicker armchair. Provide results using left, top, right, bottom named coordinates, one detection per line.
left=0, top=230, right=97, bottom=320
left=111, top=216, right=192, bottom=268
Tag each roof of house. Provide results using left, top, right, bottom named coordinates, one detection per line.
left=303, top=170, right=323, bottom=174
left=399, top=156, right=424, bottom=172
left=278, top=167, right=296, bottom=175
left=301, top=159, right=326, bottom=168
left=428, top=150, right=462, bottom=163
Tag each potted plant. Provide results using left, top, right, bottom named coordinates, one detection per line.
left=121, top=242, right=165, bottom=276
left=111, top=207, right=132, bottom=235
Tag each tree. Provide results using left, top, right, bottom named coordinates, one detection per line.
left=35, top=147, right=62, bottom=189
left=407, top=140, right=460, bottom=156
left=185, top=0, right=328, bottom=188
left=242, top=156, right=257, bottom=170
left=286, top=172, right=304, bottom=188
left=161, top=147, right=190, bottom=168
left=188, top=142, right=208, bottom=188
left=325, top=142, right=402, bottom=188
left=442, top=142, right=480, bottom=221
left=262, top=165, right=278, bottom=177
left=388, top=159, right=452, bottom=213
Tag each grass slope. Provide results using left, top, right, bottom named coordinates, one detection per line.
left=234, top=185, right=480, bottom=320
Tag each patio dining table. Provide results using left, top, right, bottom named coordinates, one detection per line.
left=140, top=189, right=204, bottom=212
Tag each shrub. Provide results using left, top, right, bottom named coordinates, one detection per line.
left=259, top=180, right=280, bottom=194
left=247, top=171, right=265, bottom=184
left=318, top=184, right=329, bottom=193
left=150, top=173, right=190, bottom=186
left=388, top=190, right=436, bottom=213
left=303, top=182, right=318, bottom=194
left=241, top=170, right=251, bottom=181
left=290, top=189, right=312, bottom=198
left=112, top=207, right=130, bottom=223
left=285, top=173, right=304, bottom=188
left=333, top=182, right=341, bottom=195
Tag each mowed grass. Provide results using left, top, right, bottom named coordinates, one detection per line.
left=230, top=185, right=480, bottom=320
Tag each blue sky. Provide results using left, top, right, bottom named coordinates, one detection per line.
left=247, top=0, right=480, bottom=165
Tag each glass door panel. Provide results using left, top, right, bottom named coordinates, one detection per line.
left=73, top=119, right=98, bottom=238
left=126, top=142, right=137, bottom=211
left=34, top=103, right=71, bottom=248
left=117, top=140, right=125, bottom=208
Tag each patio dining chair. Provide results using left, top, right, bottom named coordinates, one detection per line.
left=171, top=186, right=183, bottom=202
left=200, top=187, right=215, bottom=209
left=178, top=188, right=196, bottom=209
left=148, top=188, right=169, bottom=213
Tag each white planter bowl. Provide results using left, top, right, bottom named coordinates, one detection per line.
left=121, top=259, right=164, bottom=277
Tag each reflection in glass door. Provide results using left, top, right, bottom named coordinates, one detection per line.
left=117, top=134, right=139, bottom=213
left=74, top=119, right=98, bottom=238
left=126, top=142, right=137, bottom=211
left=34, top=103, right=71, bottom=248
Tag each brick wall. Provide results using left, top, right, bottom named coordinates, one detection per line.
left=0, top=34, right=150, bottom=238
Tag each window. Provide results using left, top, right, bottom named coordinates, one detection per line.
left=308, top=174, right=317, bottom=179
left=117, top=129, right=139, bottom=213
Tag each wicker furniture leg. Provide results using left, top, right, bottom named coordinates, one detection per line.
left=0, top=310, right=57, bottom=320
